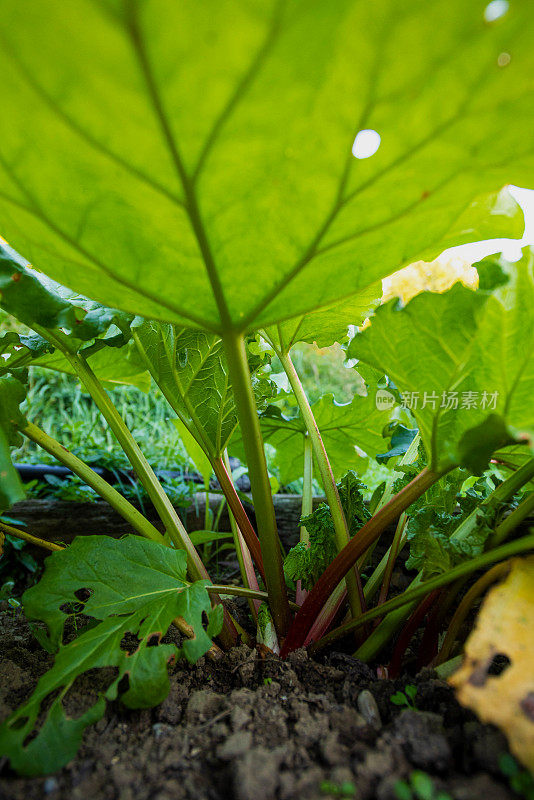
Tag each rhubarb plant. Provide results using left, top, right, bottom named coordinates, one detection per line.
left=0, top=0, right=534, bottom=775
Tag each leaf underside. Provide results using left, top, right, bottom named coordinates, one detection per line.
left=0, top=1, right=531, bottom=332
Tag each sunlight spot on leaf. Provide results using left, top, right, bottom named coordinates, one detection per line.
left=484, top=0, right=509, bottom=23
left=352, top=129, right=381, bottom=160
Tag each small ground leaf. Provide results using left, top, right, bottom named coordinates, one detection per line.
left=0, top=535, right=222, bottom=775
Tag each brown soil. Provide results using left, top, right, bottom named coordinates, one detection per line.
left=0, top=608, right=517, bottom=800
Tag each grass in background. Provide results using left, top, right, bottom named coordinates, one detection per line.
left=14, top=368, right=189, bottom=471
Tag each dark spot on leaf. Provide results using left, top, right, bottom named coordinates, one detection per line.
left=201, top=611, right=210, bottom=631
left=74, top=587, right=92, bottom=602
left=488, top=653, right=511, bottom=676
left=520, top=693, right=534, bottom=721
left=420, top=190, right=430, bottom=200
left=11, top=272, right=21, bottom=282
left=468, top=652, right=511, bottom=686
left=120, top=632, right=141, bottom=656
left=147, top=633, right=161, bottom=647
left=10, top=716, right=29, bottom=731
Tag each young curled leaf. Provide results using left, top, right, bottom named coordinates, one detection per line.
left=450, top=556, right=534, bottom=773
left=0, top=535, right=222, bottom=776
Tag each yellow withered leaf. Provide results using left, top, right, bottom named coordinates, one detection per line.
left=450, top=556, right=534, bottom=772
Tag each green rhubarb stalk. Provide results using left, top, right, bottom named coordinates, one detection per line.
left=222, top=330, right=291, bottom=638
left=310, top=533, right=534, bottom=654
left=377, top=513, right=407, bottom=607
left=297, top=435, right=314, bottom=605
left=207, top=584, right=300, bottom=612
left=300, top=435, right=313, bottom=544
left=21, top=422, right=164, bottom=543
left=276, top=346, right=365, bottom=620
left=63, top=349, right=205, bottom=574
left=280, top=465, right=449, bottom=656
left=0, top=521, right=63, bottom=552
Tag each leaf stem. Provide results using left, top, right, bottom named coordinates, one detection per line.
left=388, top=589, right=441, bottom=677
left=310, top=533, right=534, bottom=653
left=21, top=422, right=164, bottom=543
left=223, top=450, right=260, bottom=621
left=212, top=456, right=265, bottom=581
left=297, top=435, right=314, bottom=605
left=354, top=576, right=421, bottom=663
left=377, top=513, right=407, bottom=607
left=0, top=521, right=63, bottom=552
left=207, top=584, right=300, bottom=612
left=280, top=466, right=448, bottom=656
left=221, top=330, right=291, bottom=638
left=489, top=487, right=534, bottom=547
left=60, top=345, right=205, bottom=574
left=300, top=435, right=313, bottom=544
left=276, top=348, right=365, bottom=620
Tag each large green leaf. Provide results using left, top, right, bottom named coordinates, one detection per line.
left=0, top=1, right=531, bottom=332
left=263, top=284, right=381, bottom=353
left=131, top=321, right=239, bottom=457
left=232, top=390, right=391, bottom=485
left=0, top=330, right=150, bottom=390
left=0, top=243, right=150, bottom=387
left=0, top=373, right=27, bottom=511
left=0, top=535, right=222, bottom=776
left=132, top=320, right=274, bottom=457
left=0, top=241, right=132, bottom=339
left=348, top=251, right=534, bottom=472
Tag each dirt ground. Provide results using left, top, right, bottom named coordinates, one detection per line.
left=0, top=606, right=518, bottom=800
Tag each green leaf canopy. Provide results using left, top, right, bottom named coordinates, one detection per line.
left=348, top=251, right=534, bottom=472
left=0, top=1, right=532, bottom=332
left=0, top=535, right=222, bottom=776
